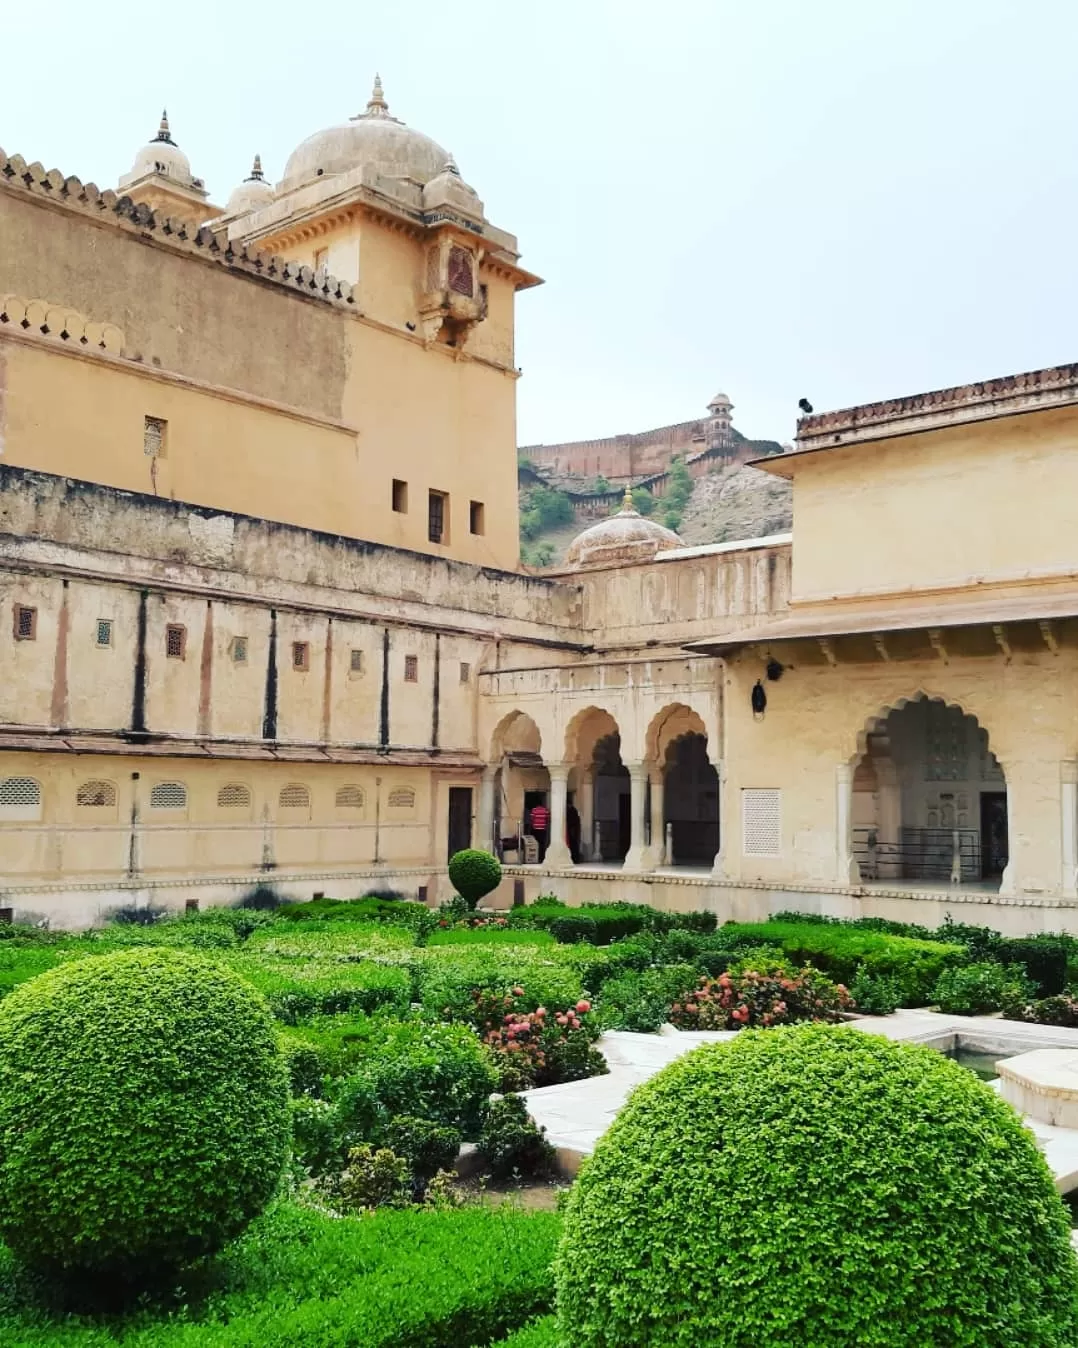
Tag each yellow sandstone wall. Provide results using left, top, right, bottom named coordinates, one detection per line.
left=789, top=405, right=1078, bottom=602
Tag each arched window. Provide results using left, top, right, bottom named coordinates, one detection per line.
left=387, top=786, right=416, bottom=809
left=278, top=783, right=311, bottom=810
left=217, top=783, right=252, bottom=810
left=335, top=785, right=365, bottom=809
left=149, top=781, right=187, bottom=811
left=0, top=776, right=42, bottom=821
left=76, top=780, right=117, bottom=809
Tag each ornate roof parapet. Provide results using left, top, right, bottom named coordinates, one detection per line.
left=0, top=147, right=355, bottom=312
left=0, top=295, right=125, bottom=352
left=795, top=362, right=1078, bottom=455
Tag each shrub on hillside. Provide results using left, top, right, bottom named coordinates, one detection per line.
left=448, top=849, right=502, bottom=910
left=556, top=1025, right=1078, bottom=1347
left=932, top=961, right=1034, bottom=1016
left=0, top=947, right=290, bottom=1276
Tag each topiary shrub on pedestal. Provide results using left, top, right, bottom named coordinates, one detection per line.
left=448, top=849, right=502, bottom=911
left=556, top=1024, right=1078, bottom=1347
left=0, top=947, right=290, bottom=1277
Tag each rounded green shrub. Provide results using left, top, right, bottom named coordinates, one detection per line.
left=448, top=849, right=502, bottom=910
left=556, top=1024, right=1078, bottom=1347
left=0, top=947, right=290, bottom=1275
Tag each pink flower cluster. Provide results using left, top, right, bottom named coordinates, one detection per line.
left=437, top=915, right=510, bottom=930
left=669, top=967, right=852, bottom=1032
left=471, top=986, right=594, bottom=1088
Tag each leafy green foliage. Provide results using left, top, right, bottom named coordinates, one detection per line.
left=556, top=1025, right=1078, bottom=1347
left=630, top=487, right=654, bottom=515
left=717, top=920, right=963, bottom=1004
left=668, top=961, right=853, bottom=1029
left=0, top=948, right=290, bottom=1276
left=520, top=486, right=574, bottom=540
left=447, top=850, right=502, bottom=909
left=478, top=1095, right=555, bottom=1180
left=497, top=1317, right=561, bottom=1348
left=386, top=1116, right=462, bottom=1185
left=509, top=901, right=715, bottom=945
left=594, top=964, right=700, bottom=1032
left=226, top=954, right=411, bottom=1023
left=932, top=961, right=1034, bottom=1015
left=333, top=1146, right=412, bottom=1212
left=0, top=1202, right=562, bottom=1346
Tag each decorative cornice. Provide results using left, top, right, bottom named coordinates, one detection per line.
left=793, top=361, right=1078, bottom=456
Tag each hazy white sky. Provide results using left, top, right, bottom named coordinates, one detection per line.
left=3, top=1, right=1075, bottom=447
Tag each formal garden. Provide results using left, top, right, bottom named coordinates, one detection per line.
left=1, top=849, right=1078, bottom=1344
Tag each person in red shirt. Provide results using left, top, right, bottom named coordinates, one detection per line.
left=528, top=801, right=550, bottom=861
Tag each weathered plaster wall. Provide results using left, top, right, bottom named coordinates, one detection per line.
left=789, top=405, right=1078, bottom=602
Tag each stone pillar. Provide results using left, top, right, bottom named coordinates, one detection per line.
left=624, top=763, right=654, bottom=871
left=1062, top=762, right=1078, bottom=899
left=477, top=765, right=498, bottom=854
left=711, top=759, right=727, bottom=877
left=577, top=771, right=594, bottom=862
left=545, top=764, right=572, bottom=869
left=836, top=763, right=860, bottom=885
left=649, top=770, right=666, bottom=866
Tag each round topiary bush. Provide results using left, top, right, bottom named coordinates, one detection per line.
left=556, top=1024, right=1078, bottom=1347
left=447, top=849, right=502, bottom=910
left=0, top=947, right=290, bottom=1276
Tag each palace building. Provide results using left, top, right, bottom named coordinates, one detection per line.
left=2, top=86, right=1078, bottom=935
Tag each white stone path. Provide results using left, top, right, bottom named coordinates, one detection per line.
left=523, top=1011, right=1078, bottom=1194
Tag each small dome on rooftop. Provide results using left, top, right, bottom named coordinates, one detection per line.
left=225, top=154, right=274, bottom=217
left=708, top=391, right=733, bottom=410
left=564, top=487, right=683, bottom=571
left=126, top=111, right=193, bottom=184
left=281, top=75, right=451, bottom=192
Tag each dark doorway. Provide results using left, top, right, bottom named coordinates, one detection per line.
left=447, top=787, right=473, bottom=861
left=980, top=793, right=1008, bottom=880
left=523, top=789, right=549, bottom=860
left=663, top=733, right=720, bottom=866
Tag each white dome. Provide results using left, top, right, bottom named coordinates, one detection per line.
left=127, top=111, right=192, bottom=183
left=708, top=391, right=733, bottom=410
left=281, top=77, right=450, bottom=191
left=564, top=490, right=683, bottom=570
left=225, top=155, right=274, bottom=216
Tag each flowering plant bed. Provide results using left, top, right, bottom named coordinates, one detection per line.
left=668, top=964, right=852, bottom=1030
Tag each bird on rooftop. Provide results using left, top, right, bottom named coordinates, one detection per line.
left=798, top=398, right=814, bottom=414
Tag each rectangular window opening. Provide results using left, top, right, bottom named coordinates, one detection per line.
left=469, top=500, right=485, bottom=536
left=13, top=605, right=37, bottom=641
left=165, top=624, right=186, bottom=659
left=404, top=654, right=418, bottom=683
left=349, top=649, right=364, bottom=674
left=231, top=636, right=249, bottom=664
left=95, top=618, right=113, bottom=648
left=428, top=490, right=447, bottom=545
left=392, top=479, right=408, bottom=514
left=292, top=641, right=310, bottom=672
left=143, top=416, right=167, bottom=458
left=459, top=661, right=471, bottom=684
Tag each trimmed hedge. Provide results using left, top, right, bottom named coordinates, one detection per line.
left=717, top=921, right=964, bottom=1004
left=556, top=1025, right=1078, bottom=1347
left=496, top=1317, right=561, bottom=1347
left=226, top=955, right=411, bottom=1023
left=0, top=948, right=290, bottom=1276
left=0, top=1202, right=562, bottom=1346
left=509, top=901, right=716, bottom=945
left=447, top=850, right=502, bottom=909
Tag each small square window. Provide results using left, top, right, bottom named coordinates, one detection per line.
left=392, top=479, right=408, bottom=513
left=459, top=661, right=471, bottom=684
left=144, top=416, right=167, bottom=458
left=349, top=649, right=364, bottom=674
left=95, top=619, right=113, bottom=648
left=292, top=641, right=310, bottom=672
left=404, top=655, right=418, bottom=683
left=13, top=605, right=36, bottom=641
left=469, top=500, right=485, bottom=536
left=165, top=624, right=186, bottom=659
left=231, top=636, right=248, bottom=664
left=428, top=491, right=447, bottom=545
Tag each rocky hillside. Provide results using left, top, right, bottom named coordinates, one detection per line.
left=676, top=464, right=792, bottom=546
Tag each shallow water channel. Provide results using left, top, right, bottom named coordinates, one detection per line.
left=943, top=1046, right=1001, bottom=1082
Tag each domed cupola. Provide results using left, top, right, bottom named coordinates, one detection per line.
left=223, top=154, right=275, bottom=219
left=117, top=110, right=212, bottom=217
left=422, top=156, right=483, bottom=225
left=279, top=76, right=452, bottom=192
left=564, top=488, right=683, bottom=570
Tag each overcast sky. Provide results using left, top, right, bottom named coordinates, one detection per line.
left=3, top=1, right=1075, bottom=447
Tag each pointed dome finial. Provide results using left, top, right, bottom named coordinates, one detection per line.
left=246, top=153, right=264, bottom=182
left=154, top=109, right=174, bottom=145
left=443, top=155, right=461, bottom=177
left=366, top=73, right=389, bottom=116
left=622, top=484, right=635, bottom=512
